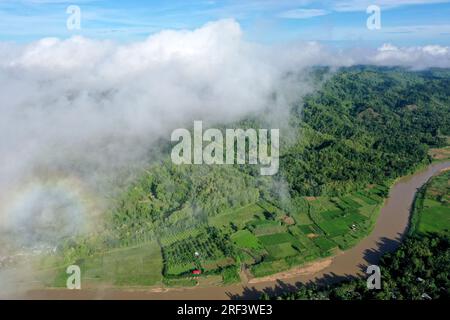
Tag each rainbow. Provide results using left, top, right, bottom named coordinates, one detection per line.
left=0, top=173, right=102, bottom=246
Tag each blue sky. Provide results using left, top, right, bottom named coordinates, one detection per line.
left=0, top=0, right=449, bottom=46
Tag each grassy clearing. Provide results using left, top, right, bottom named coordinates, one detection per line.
left=231, top=230, right=263, bottom=250
left=354, top=192, right=379, bottom=205
left=222, top=266, right=241, bottom=284
left=317, top=211, right=367, bottom=237
left=338, top=196, right=362, bottom=209
left=298, top=224, right=323, bottom=235
left=265, top=243, right=299, bottom=259
left=209, top=203, right=265, bottom=229
left=257, top=232, right=297, bottom=246
left=53, top=242, right=163, bottom=287
left=163, top=278, right=198, bottom=287
left=237, top=250, right=258, bottom=265
left=252, top=223, right=286, bottom=236
left=420, top=204, right=449, bottom=234
left=312, top=236, right=337, bottom=252
left=411, top=171, right=450, bottom=236
left=251, top=259, right=291, bottom=277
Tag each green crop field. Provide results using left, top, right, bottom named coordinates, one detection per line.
left=231, top=230, right=263, bottom=250
left=209, top=203, right=266, bottom=229
left=159, top=182, right=386, bottom=284
left=312, top=236, right=337, bottom=252
left=162, top=229, right=235, bottom=276
left=250, top=259, right=291, bottom=277
left=317, top=211, right=367, bottom=237
left=258, top=232, right=296, bottom=246
left=45, top=182, right=387, bottom=287
left=265, top=243, right=299, bottom=259
left=252, top=223, right=286, bottom=236
left=53, top=242, right=163, bottom=287
left=411, top=171, right=450, bottom=236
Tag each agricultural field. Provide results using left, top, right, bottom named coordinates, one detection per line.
left=411, top=170, right=450, bottom=236
left=231, top=230, right=263, bottom=250
left=52, top=242, right=163, bottom=287
left=209, top=203, right=267, bottom=229
left=161, top=228, right=235, bottom=277
left=218, top=185, right=386, bottom=278
left=44, top=183, right=387, bottom=287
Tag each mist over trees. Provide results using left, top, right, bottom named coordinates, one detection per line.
left=107, top=66, right=450, bottom=248
left=282, top=66, right=449, bottom=196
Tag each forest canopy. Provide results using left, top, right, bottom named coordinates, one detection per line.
left=109, top=66, right=450, bottom=244
left=54, top=66, right=450, bottom=288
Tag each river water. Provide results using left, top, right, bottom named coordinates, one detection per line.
left=22, top=161, right=450, bottom=300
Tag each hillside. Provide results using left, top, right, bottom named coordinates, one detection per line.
left=42, top=67, right=450, bottom=288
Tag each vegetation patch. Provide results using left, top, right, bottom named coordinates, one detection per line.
left=162, top=228, right=235, bottom=276
left=257, top=233, right=297, bottom=246
left=312, top=237, right=337, bottom=252
left=231, top=230, right=263, bottom=250
left=265, top=243, right=299, bottom=259
left=43, top=67, right=450, bottom=287
left=410, top=171, right=450, bottom=237
left=53, top=242, right=163, bottom=287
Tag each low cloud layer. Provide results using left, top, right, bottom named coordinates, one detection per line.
left=0, top=19, right=310, bottom=248
left=0, top=19, right=450, bottom=249
left=369, top=43, right=450, bottom=68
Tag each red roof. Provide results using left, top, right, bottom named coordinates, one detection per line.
left=192, top=269, right=201, bottom=275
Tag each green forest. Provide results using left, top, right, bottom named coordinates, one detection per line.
left=268, top=170, right=450, bottom=300
left=262, top=234, right=450, bottom=300
left=44, top=66, right=450, bottom=288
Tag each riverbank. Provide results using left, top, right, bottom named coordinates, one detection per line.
left=20, top=161, right=450, bottom=299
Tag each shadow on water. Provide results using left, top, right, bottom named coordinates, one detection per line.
left=209, top=162, right=449, bottom=300
left=226, top=274, right=357, bottom=300
left=228, top=235, right=403, bottom=299
left=359, top=235, right=402, bottom=269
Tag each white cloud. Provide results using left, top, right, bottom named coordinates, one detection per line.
left=369, top=43, right=450, bottom=68
left=332, top=0, right=450, bottom=12
left=0, top=19, right=313, bottom=247
left=0, top=19, right=450, bottom=297
left=277, top=8, right=329, bottom=19
left=0, top=19, right=449, bottom=251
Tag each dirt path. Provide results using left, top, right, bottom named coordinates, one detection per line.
left=247, top=258, right=333, bottom=284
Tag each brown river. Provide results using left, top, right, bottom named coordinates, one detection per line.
left=19, top=161, right=450, bottom=299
